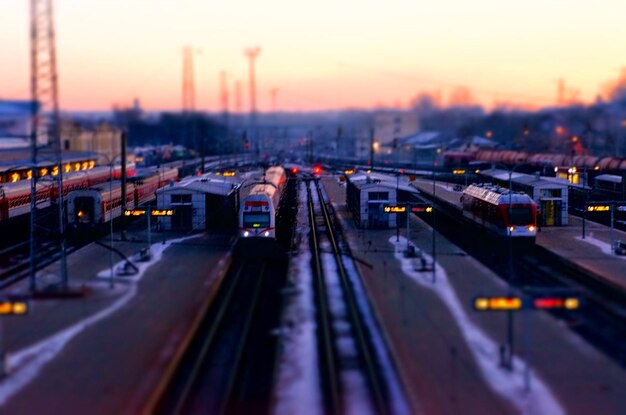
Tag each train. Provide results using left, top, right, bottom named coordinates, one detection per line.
left=444, top=149, right=626, bottom=174
left=239, top=166, right=286, bottom=238
left=66, top=167, right=179, bottom=228
left=0, top=166, right=121, bottom=221
left=460, top=183, right=538, bottom=240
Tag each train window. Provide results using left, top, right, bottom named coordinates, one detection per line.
left=510, top=207, right=533, bottom=225
left=243, top=212, right=270, bottom=228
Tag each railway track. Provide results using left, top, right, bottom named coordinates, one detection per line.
left=307, top=178, right=394, bottom=415
left=154, top=255, right=288, bottom=415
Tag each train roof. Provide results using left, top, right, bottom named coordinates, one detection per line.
left=594, top=174, right=622, bottom=184
left=463, top=183, right=535, bottom=205
left=479, top=169, right=568, bottom=189
left=348, top=172, right=419, bottom=194
left=157, top=174, right=242, bottom=197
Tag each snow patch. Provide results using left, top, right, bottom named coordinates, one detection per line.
left=576, top=235, right=626, bottom=260
left=389, top=236, right=564, bottom=415
left=0, top=234, right=201, bottom=406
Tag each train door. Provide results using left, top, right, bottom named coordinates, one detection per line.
left=540, top=199, right=562, bottom=226
left=368, top=202, right=389, bottom=229
left=73, top=197, right=95, bottom=225
left=0, top=189, right=6, bottom=221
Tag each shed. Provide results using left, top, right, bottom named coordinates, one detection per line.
left=155, top=173, right=244, bottom=231
left=346, top=173, right=399, bottom=229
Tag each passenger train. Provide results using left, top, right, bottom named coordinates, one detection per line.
left=0, top=166, right=119, bottom=221
left=460, top=183, right=537, bottom=240
left=239, top=166, right=286, bottom=238
left=67, top=167, right=178, bottom=228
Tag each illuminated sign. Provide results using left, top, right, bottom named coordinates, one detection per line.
left=223, top=171, right=236, bottom=177
left=473, top=296, right=523, bottom=311
left=587, top=205, right=610, bottom=212
left=533, top=297, right=580, bottom=310
left=344, top=169, right=355, bottom=175
left=124, top=209, right=147, bottom=216
left=384, top=206, right=406, bottom=213
left=616, top=205, right=626, bottom=212
left=0, top=297, right=29, bottom=315
left=411, top=205, right=433, bottom=213
left=474, top=295, right=582, bottom=311
left=453, top=169, right=466, bottom=175
left=252, top=223, right=261, bottom=228
left=151, top=209, right=174, bottom=217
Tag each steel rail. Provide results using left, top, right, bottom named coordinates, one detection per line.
left=218, top=263, right=267, bottom=415
left=171, top=262, right=248, bottom=415
left=314, top=179, right=388, bottom=415
left=307, top=181, right=341, bottom=415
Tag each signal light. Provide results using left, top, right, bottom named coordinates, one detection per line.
left=313, top=166, right=322, bottom=175
left=291, top=167, right=299, bottom=174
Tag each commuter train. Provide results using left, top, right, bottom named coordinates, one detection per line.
left=460, top=183, right=538, bottom=239
left=66, top=167, right=178, bottom=228
left=0, top=166, right=118, bottom=222
left=239, top=166, right=286, bottom=238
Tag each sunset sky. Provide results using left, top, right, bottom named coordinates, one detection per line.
left=1, top=0, right=625, bottom=112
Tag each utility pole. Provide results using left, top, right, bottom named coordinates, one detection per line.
left=29, top=0, right=68, bottom=292
left=220, top=70, right=229, bottom=126
left=234, top=80, right=243, bottom=114
left=270, top=87, right=279, bottom=112
left=182, top=46, right=196, bottom=113
left=244, top=47, right=261, bottom=154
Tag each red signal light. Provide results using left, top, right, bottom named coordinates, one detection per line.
left=400, top=169, right=405, bottom=174
left=291, top=167, right=299, bottom=174
left=313, top=166, right=322, bottom=174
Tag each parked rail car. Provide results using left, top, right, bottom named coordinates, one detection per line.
left=67, top=181, right=135, bottom=228
left=239, top=166, right=286, bottom=238
left=131, top=167, right=179, bottom=207
left=461, top=183, right=537, bottom=240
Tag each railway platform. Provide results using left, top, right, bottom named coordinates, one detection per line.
left=0, top=229, right=234, bottom=414
left=323, top=176, right=626, bottom=414
left=411, top=178, right=626, bottom=293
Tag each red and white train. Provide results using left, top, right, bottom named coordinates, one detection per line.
left=460, top=183, right=538, bottom=239
left=239, top=166, right=286, bottom=238
left=0, top=166, right=119, bottom=221
left=67, top=167, right=179, bottom=227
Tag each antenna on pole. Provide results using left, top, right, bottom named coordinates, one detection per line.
left=30, top=0, right=69, bottom=293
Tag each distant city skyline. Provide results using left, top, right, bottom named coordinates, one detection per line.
left=1, top=0, right=625, bottom=112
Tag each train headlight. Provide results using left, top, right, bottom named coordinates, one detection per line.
left=243, top=231, right=249, bottom=237
left=78, top=211, right=84, bottom=218
left=509, top=226, right=515, bottom=233
left=528, top=225, right=536, bottom=232
left=264, top=231, right=270, bottom=237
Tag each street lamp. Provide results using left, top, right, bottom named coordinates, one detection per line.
left=432, top=148, right=442, bottom=284
left=491, top=162, right=535, bottom=370
left=91, top=152, right=123, bottom=289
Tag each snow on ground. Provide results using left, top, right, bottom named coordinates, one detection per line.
left=273, top=182, right=322, bottom=415
left=576, top=235, right=626, bottom=260
left=0, top=234, right=201, bottom=406
left=389, top=236, right=564, bottom=415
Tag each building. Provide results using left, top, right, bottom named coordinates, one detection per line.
left=155, top=173, right=245, bottom=231
left=346, top=172, right=401, bottom=229
left=0, top=100, right=35, bottom=148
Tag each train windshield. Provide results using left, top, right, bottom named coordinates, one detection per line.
left=510, top=207, right=533, bottom=225
left=243, top=212, right=270, bottom=228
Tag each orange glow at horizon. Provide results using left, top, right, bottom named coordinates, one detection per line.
left=1, top=0, right=626, bottom=112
